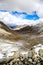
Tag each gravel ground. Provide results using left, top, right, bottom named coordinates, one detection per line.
left=0, top=43, right=43, bottom=65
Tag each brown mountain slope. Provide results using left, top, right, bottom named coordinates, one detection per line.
left=0, top=21, right=41, bottom=34
left=0, top=21, right=43, bottom=49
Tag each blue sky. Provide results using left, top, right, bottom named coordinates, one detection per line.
left=11, top=11, right=40, bottom=20
left=0, top=10, right=40, bottom=20
left=0, top=10, right=40, bottom=27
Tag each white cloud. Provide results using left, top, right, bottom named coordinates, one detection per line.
left=0, top=0, right=43, bottom=17
left=0, top=11, right=40, bottom=26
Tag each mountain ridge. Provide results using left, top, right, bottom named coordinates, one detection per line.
left=0, top=21, right=43, bottom=49
left=0, top=21, right=42, bottom=34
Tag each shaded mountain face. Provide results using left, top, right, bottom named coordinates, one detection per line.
left=0, top=21, right=21, bottom=41
left=0, top=21, right=11, bottom=34
left=15, top=25, right=40, bottom=34
left=0, top=21, right=40, bottom=35
left=0, top=21, right=43, bottom=36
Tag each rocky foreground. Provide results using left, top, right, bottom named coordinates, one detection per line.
left=0, top=21, right=43, bottom=65
left=0, top=40, right=43, bottom=65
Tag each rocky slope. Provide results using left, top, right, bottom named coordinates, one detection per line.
left=0, top=21, right=43, bottom=46
left=0, top=21, right=43, bottom=65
